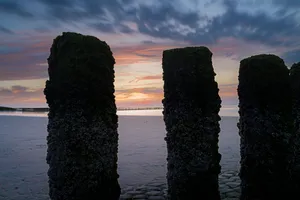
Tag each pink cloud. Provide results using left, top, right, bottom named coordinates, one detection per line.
left=0, top=86, right=45, bottom=107
left=1, top=31, right=297, bottom=108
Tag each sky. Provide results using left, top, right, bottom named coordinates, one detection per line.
left=0, top=0, right=300, bottom=114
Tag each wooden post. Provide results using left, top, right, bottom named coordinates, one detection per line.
left=238, top=54, right=293, bottom=200
left=289, top=62, right=300, bottom=197
left=44, top=32, right=120, bottom=200
left=162, top=47, right=222, bottom=200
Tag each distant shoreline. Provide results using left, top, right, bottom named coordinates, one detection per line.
left=0, top=106, right=163, bottom=112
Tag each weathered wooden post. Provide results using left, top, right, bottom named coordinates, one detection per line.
left=162, top=47, right=222, bottom=200
left=289, top=62, right=300, bottom=196
left=238, top=54, right=293, bottom=200
left=291, top=62, right=300, bottom=134
left=44, top=32, right=120, bottom=200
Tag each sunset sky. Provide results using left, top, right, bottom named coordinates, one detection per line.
left=1, top=0, right=300, bottom=114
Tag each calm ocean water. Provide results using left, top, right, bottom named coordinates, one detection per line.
left=0, top=111, right=240, bottom=198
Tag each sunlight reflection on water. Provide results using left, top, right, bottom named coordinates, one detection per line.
left=0, top=106, right=238, bottom=117
left=0, top=111, right=48, bottom=117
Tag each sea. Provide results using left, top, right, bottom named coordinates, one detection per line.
left=0, top=110, right=240, bottom=199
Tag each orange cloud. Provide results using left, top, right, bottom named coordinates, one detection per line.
left=219, top=84, right=237, bottom=97
left=114, top=83, right=238, bottom=108
left=115, top=87, right=163, bottom=107
left=129, top=75, right=162, bottom=83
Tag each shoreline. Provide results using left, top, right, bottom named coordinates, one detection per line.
left=0, top=110, right=239, bottom=117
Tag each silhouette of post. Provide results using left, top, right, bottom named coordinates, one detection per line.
left=162, top=47, right=222, bottom=200
left=291, top=62, right=300, bottom=135
left=238, top=54, right=293, bottom=200
left=44, top=32, right=120, bottom=200
left=290, top=62, right=300, bottom=196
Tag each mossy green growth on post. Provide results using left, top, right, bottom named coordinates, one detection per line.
left=289, top=62, right=300, bottom=196
left=44, top=32, right=120, bottom=200
left=162, top=47, right=222, bottom=200
left=238, top=54, right=293, bottom=200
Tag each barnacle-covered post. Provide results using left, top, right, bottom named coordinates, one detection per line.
left=44, top=32, right=120, bottom=200
left=289, top=62, right=300, bottom=196
left=238, top=54, right=293, bottom=200
left=162, top=47, right=222, bottom=200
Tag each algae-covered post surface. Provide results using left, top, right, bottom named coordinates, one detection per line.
left=162, top=46, right=222, bottom=200
left=238, top=54, right=293, bottom=200
left=44, top=32, right=120, bottom=200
